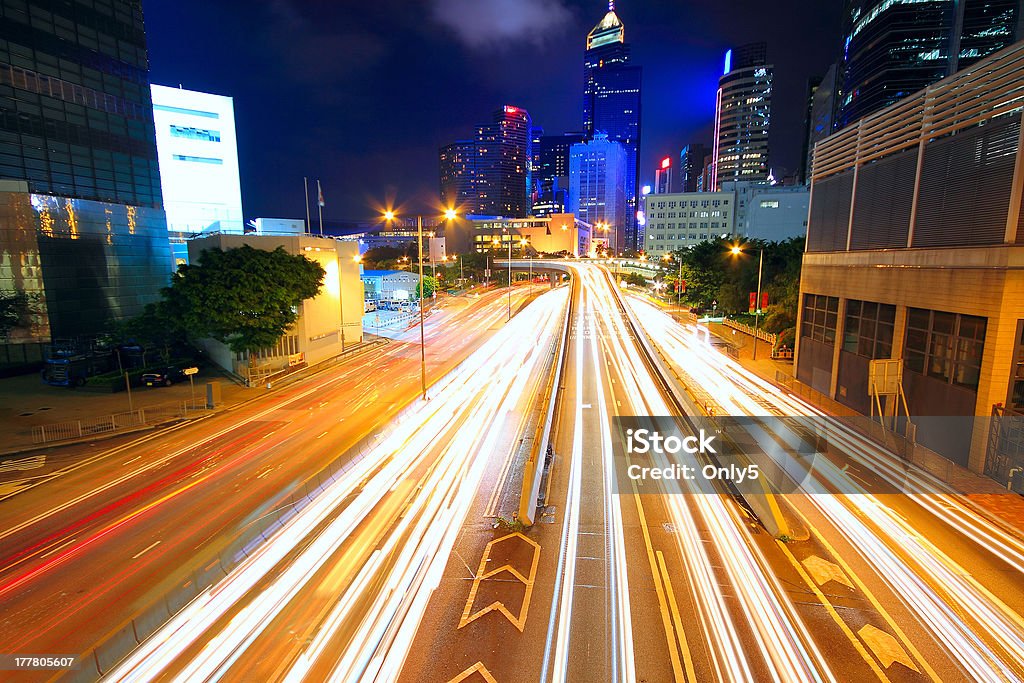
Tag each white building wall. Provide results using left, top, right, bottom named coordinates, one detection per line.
left=152, top=85, right=244, bottom=265
left=642, top=191, right=735, bottom=257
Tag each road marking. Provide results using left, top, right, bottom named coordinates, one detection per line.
left=458, top=532, right=540, bottom=632
left=316, top=431, right=328, bottom=439
left=777, top=540, right=890, bottom=681
left=40, top=537, right=77, bottom=559
left=123, top=455, right=141, bottom=465
left=580, top=403, right=592, bottom=409
left=801, top=554, right=854, bottom=589
left=447, top=661, right=498, bottom=683
left=132, top=540, right=161, bottom=559
left=657, top=550, right=698, bottom=683
left=859, top=624, right=920, bottom=672
left=0, top=455, right=46, bottom=473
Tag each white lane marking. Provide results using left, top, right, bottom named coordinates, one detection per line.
left=132, top=540, right=161, bottom=559
left=41, top=537, right=77, bottom=559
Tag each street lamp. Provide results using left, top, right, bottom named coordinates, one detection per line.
left=382, top=207, right=458, bottom=400
left=730, top=242, right=765, bottom=360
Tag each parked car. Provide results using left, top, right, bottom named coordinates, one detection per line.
left=141, top=366, right=187, bottom=387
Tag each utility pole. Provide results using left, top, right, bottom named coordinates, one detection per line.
left=752, top=248, right=764, bottom=361
left=418, top=215, right=426, bottom=399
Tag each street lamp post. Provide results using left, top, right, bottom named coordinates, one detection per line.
left=731, top=243, right=766, bottom=360
left=383, top=207, right=456, bottom=401
left=507, top=230, right=512, bottom=321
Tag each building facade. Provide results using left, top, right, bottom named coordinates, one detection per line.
left=679, top=143, right=710, bottom=193
left=798, top=41, right=1024, bottom=475
left=151, top=85, right=244, bottom=265
left=642, top=191, right=735, bottom=257
left=568, top=133, right=627, bottom=254
left=0, top=0, right=173, bottom=343
left=837, top=0, right=1023, bottom=129
left=712, top=43, right=773, bottom=189
left=439, top=139, right=476, bottom=211
left=722, top=181, right=809, bottom=241
left=474, top=106, right=532, bottom=218
left=187, top=233, right=363, bottom=377
left=361, top=269, right=419, bottom=303
left=583, top=8, right=642, bottom=251
left=467, top=214, right=590, bottom=258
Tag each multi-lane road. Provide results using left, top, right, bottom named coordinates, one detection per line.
left=1, top=264, right=1023, bottom=682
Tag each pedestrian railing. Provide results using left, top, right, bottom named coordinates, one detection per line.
left=723, top=318, right=777, bottom=345
left=31, top=399, right=211, bottom=445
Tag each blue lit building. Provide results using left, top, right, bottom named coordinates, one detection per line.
left=712, top=43, right=773, bottom=189
left=568, top=133, right=627, bottom=254
left=583, top=7, right=642, bottom=251
left=837, top=0, right=1023, bottom=129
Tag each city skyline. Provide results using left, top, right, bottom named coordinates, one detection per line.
left=142, top=0, right=843, bottom=223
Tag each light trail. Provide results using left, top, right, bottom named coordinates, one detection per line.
left=104, top=288, right=568, bottom=682
left=628, top=295, right=1024, bottom=681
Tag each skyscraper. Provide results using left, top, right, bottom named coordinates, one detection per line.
left=583, top=5, right=642, bottom=251
left=679, top=143, right=710, bottom=193
left=803, top=64, right=838, bottom=183
left=837, top=0, right=1023, bottom=129
left=0, top=0, right=173, bottom=341
left=712, top=42, right=773, bottom=189
left=439, top=139, right=476, bottom=211
left=568, top=133, right=627, bottom=254
left=474, top=105, right=532, bottom=217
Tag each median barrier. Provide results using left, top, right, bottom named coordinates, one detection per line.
left=133, top=598, right=171, bottom=644
left=93, top=622, right=138, bottom=675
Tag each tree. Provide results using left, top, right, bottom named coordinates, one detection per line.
left=163, top=245, right=325, bottom=355
left=624, top=271, right=647, bottom=288
left=118, top=302, right=186, bottom=364
left=716, top=282, right=747, bottom=314
left=0, top=290, right=39, bottom=340
left=415, top=275, right=438, bottom=299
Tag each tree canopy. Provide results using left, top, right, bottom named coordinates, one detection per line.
left=161, top=245, right=325, bottom=355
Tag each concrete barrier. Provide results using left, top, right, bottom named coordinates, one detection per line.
left=93, top=622, right=138, bottom=675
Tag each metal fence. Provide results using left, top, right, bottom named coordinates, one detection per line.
left=987, top=405, right=1024, bottom=489
left=31, top=398, right=210, bottom=445
left=723, top=318, right=777, bottom=346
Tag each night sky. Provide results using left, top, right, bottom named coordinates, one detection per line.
left=142, top=0, right=843, bottom=224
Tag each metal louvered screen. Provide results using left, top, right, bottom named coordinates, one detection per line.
left=807, top=170, right=854, bottom=252
left=913, top=115, right=1020, bottom=248
left=849, top=148, right=917, bottom=250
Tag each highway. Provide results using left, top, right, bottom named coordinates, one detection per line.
left=0, top=285, right=538, bottom=680
left=2, top=263, right=1023, bottom=683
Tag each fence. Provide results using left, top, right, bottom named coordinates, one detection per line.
left=987, top=405, right=1024, bottom=487
left=723, top=318, right=777, bottom=346
left=31, top=398, right=210, bottom=445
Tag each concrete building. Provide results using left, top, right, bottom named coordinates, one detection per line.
left=361, top=269, right=420, bottom=303
left=0, top=0, right=173, bottom=343
left=466, top=214, right=591, bottom=257
left=186, top=233, right=363, bottom=379
left=568, top=133, right=627, bottom=254
left=712, top=43, right=773, bottom=189
left=439, top=139, right=476, bottom=211
left=722, top=181, right=809, bottom=241
left=151, top=85, right=244, bottom=265
left=474, top=106, right=532, bottom=217
left=641, top=191, right=735, bottom=257
left=797, top=41, right=1024, bottom=477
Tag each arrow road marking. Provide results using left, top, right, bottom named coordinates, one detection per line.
left=859, top=624, right=920, bottom=672
left=802, top=554, right=854, bottom=589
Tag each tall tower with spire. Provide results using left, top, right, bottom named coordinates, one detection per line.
left=581, top=2, right=642, bottom=252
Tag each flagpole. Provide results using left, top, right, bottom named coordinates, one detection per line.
left=317, top=179, right=324, bottom=236
left=303, top=177, right=311, bottom=234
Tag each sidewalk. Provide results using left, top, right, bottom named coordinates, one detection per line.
left=0, top=338, right=386, bottom=456
left=701, top=321, right=1024, bottom=533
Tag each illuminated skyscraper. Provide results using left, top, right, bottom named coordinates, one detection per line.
left=837, top=0, right=1023, bottom=129
left=474, top=106, right=532, bottom=217
left=568, top=133, right=627, bottom=254
left=583, top=4, right=642, bottom=250
left=712, top=42, right=773, bottom=189
left=439, top=139, right=476, bottom=211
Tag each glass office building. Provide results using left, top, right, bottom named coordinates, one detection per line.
left=837, top=0, right=1023, bottom=129
left=0, top=0, right=172, bottom=342
left=583, top=9, right=642, bottom=251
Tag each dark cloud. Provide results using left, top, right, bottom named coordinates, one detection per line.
left=430, top=0, right=574, bottom=49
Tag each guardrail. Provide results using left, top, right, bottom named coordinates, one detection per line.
left=518, top=275, right=575, bottom=526
left=31, top=399, right=210, bottom=445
